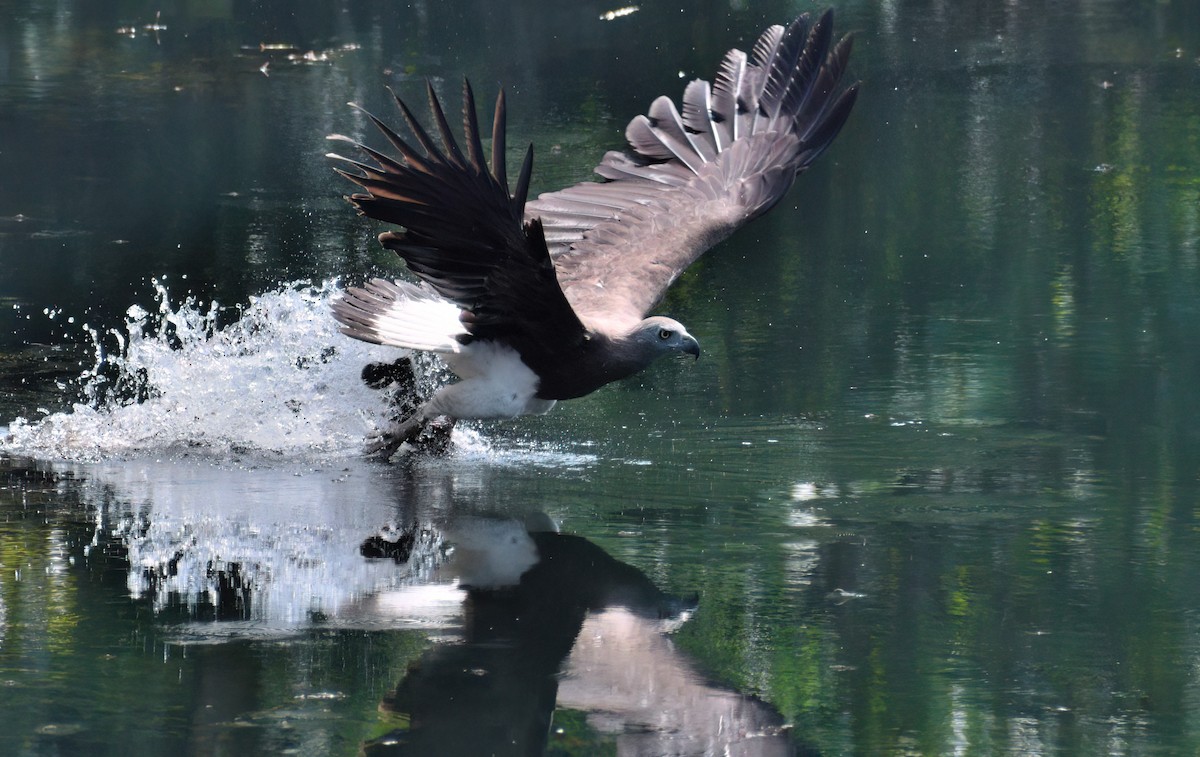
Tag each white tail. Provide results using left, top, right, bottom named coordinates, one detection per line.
left=332, top=278, right=465, bottom=353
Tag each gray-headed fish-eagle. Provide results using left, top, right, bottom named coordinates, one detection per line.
left=329, top=10, right=858, bottom=455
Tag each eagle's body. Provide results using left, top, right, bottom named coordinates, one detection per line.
left=330, top=10, right=858, bottom=453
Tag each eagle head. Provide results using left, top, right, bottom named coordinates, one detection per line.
left=636, top=316, right=701, bottom=361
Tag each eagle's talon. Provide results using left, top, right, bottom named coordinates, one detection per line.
left=365, top=415, right=454, bottom=458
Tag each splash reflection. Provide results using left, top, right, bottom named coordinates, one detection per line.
left=5, top=455, right=790, bottom=754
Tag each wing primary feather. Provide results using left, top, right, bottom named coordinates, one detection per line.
left=424, top=80, right=468, bottom=170
left=389, top=87, right=449, bottom=166
left=511, top=143, right=534, bottom=214
left=625, top=115, right=674, bottom=162
left=798, top=83, right=859, bottom=159
left=745, top=22, right=785, bottom=134
left=461, top=79, right=488, bottom=178
left=711, top=48, right=746, bottom=144
left=760, top=15, right=808, bottom=121
left=329, top=140, right=407, bottom=177
left=331, top=163, right=417, bottom=200
left=350, top=104, right=436, bottom=174
left=782, top=11, right=833, bottom=120
left=491, top=90, right=508, bottom=193
left=680, top=79, right=720, bottom=159
left=797, top=34, right=856, bottom=142
left=825, top=33, right=856, bottom=88
left=645, top=96, right=707, bottom=173
left=326, top=153, right=384, bottom=180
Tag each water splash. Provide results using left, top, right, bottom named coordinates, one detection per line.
left=446, top=426, right=598, bottom=470
left=1, top=277, right=600, bottom=468
left=2, top=278, right=399, bottom=461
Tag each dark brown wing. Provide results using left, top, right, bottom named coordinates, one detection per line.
left=527, top=9, right=859, bottom=325
left=328, top=81, right=588, bottom=374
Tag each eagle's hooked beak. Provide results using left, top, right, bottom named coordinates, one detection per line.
left=682, top=335, right=701, bottom=361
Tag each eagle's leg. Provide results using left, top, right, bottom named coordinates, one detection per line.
left=360, top=357, right=456, bottom=457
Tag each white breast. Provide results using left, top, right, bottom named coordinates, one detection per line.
left=430, top=341, right=557, bottom=419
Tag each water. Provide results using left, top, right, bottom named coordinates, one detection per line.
left=3, top=0, right=1200, bottom=754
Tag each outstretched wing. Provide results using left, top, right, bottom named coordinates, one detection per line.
left=528, top=9, right=859, bottom=325
left=328, top=81, right=587, bottom=373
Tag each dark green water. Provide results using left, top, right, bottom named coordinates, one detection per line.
left=2, top=0, right=1200, bottom=754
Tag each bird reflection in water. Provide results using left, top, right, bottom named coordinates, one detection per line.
left=361, top=515, right=795, bottom=756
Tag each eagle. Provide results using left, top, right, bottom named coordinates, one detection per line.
left=329, top=10, right=858, bottom=455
